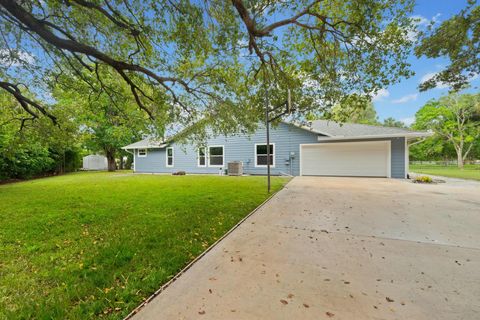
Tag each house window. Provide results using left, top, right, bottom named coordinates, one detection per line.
left=138, top=149, right=147, bottom=157
left=255, top=144, right=275, bottom=167
left=166, top=147, right=174, bottom=167
left=208, top=146, right=224, bottom=167
left=198, top=147, right=206, bottom=167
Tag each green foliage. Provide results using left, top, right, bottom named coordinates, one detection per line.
left=319, top=94, right=380, bottom=125
left=415, top=1, right=480, bottom=91
left=409, top=136, right=456, bottom=161
left=412, top=93, right=480, bottom=166
left=0, top=93, right=81, bottom=180
left=53, top=67, right=151, bottom=170
left=383, top=117, right=407, bottom=128
left=0, top=172, right=288, bottom=319
left=0, top=0, right=416, bottom=135
left=0, top=144, right=54, bottom=180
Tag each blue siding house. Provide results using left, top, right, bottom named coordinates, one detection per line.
left=123, top=121, right=430, bottom=179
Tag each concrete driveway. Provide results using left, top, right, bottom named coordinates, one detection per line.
left=132, top=177, right=480, bottom=320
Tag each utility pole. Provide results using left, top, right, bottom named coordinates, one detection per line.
left=265, top=84, right=271, bottom=193
left=264, top=87, right=292, bottom=193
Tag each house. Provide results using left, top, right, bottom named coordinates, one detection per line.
left=122, top=120, right=430, bottom=178
left=82, top=154, right=108, bottom=171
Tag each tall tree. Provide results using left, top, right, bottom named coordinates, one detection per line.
left=53, top=67, right=149, bottom=171
left=0, top=0, right=416, bottom=132
left=413, top=93, right=480, bottom=168
left=415, top=1, right=479, bottom=91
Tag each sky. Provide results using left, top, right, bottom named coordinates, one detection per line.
left=373, top=0, right=479, bottom=125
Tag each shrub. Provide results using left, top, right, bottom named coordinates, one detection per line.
left=413, top=176, right=433, bottom=183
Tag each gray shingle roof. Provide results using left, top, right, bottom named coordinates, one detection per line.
left=302, top=120, right=427, bottom=138
left=123, top=120, right=430, bottom=149
left=122, top=138, right=166, bottom=149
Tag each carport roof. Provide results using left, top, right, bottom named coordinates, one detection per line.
left=300, top=120, right=431, bottom=139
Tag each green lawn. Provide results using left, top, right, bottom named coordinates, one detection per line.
left=410, top=164, right=480, bottom=181
left=0, top=172, right=288, bottom=319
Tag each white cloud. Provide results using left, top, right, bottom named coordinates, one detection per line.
left=372, top=88, right=390, bottom=102
left=401, top=117, right=415, bottom=126
left=0, top=49, right=35, bottom=67
left=392, top=93, right=418, bottom=104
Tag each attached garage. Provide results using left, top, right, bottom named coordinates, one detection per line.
left=300, top=141, right=391, bottom=177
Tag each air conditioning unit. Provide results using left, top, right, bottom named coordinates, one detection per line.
left=228, top=161, right=243, bottom=176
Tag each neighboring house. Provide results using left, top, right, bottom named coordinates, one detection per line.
left=122, top=121, right=430, bottom=178
left=82, top=154, right=108, bottom=170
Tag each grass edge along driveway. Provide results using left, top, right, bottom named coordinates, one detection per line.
left=0, top=172, right=289, bottom=319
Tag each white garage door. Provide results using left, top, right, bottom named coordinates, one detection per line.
left=300, top=141, right=391, bottom=177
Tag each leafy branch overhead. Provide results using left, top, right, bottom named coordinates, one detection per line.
left=416, top=1, right=480, bottom=91
left=0, top=0, right=415, bottom=130
left=0, top=0, right=236, bottom=125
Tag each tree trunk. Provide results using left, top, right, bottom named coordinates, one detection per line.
left=456, top=149, right=464, bottom=169
left=119, top=155, right=124, bottom=170
left=106, top=149, right=116, bottom=172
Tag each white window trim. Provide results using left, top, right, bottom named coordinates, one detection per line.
left=197, top=147, right=207, bottom=167
left=255, top=143, right=275, bottom=168
left=166, top=147, right=174, bottom=167
left=138, top=148, right=147, bottom=158
left=208, top=145, right=224, bottom=167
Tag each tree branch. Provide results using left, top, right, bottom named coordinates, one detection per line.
left=0, top=81, right=57, bottom=124
left=0, top=0, right=205, bottom=119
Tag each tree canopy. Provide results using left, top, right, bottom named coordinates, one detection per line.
left=321, top=94, right=379, bottom=125
left=412, top=93, right=480, bottom=167
left=0, top=0, right=416, bottom=133
left=415, top=1, right=479, bottom=91
left=53, top=66, right=150, bottom=171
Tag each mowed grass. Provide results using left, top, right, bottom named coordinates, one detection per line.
left=410, top=164, right=480, bottom=181
left=0, top=172, right=288, bottom=319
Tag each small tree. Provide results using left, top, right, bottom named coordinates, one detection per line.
left=413, top=93, right=480, bottom=168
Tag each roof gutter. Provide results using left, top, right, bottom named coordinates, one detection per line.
left=317, top=132, right=432, bottom=142
left=121, top=144, right=167, bottom=150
